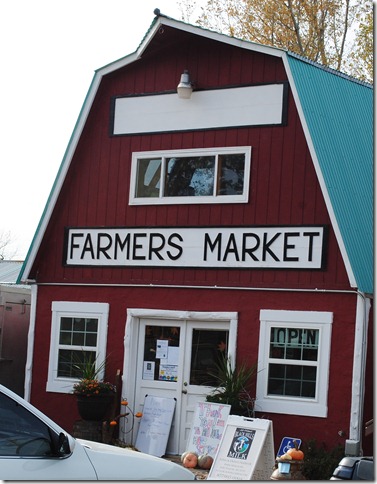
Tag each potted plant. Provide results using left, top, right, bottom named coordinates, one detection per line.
left=72, top=353, right=116, bottom=421
left=205, top=353, right=256, bottom=416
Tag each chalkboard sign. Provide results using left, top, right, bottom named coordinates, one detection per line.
left=207, top=416, right=275, bottom=480
left=185, top=402, right=231, bottom=458
left=135, top=395, right=176, bottom=457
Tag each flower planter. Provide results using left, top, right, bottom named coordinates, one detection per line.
left=77, top=395, right=114, bottom=421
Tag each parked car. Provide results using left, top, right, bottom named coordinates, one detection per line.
left=330, top=456, right=374, bottom=480
left=0, top=384, right=195, bottom=480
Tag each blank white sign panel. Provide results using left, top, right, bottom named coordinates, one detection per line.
left=113, top=84, right=285, bottom=135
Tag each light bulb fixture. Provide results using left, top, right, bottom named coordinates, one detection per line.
left=177, top=70, right=193, bottom=99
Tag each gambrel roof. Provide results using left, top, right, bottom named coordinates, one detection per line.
left=18, top=14, right=373, bottom=294
left=285, top=53, right=373, bottom=294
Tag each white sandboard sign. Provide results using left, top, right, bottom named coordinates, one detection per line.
left=207, top=416, right=275, bottom=480
left=135, top=395, right=176, bottom=457
left=185, top=402, right=231, bottom=458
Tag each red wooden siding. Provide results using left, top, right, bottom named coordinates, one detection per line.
left=30, top=284, right=356, bottom=451
left=30, top=28, right=349, bottom=289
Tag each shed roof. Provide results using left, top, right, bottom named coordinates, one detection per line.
left=0, top=260, right=25, bottom=285
left=18, top=15, right=373, bottom=294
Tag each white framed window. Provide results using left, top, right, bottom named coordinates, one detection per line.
left=46, top=302, right=109, bottom=393
left=256, top=309, right=332, bottom=417
left=129, top=146, right=252, bottom=205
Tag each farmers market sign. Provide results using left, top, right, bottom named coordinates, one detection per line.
left=64, top=226, right=326, bottom=269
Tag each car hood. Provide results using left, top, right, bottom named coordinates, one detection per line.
left=77, top=439, right=195, bottom=480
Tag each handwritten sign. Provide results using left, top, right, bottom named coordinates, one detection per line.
left=207, top=416, right=275, bottom=480
left=135, top=395, right=176, bottom=457
left=185, top=402, right=231, bottom=458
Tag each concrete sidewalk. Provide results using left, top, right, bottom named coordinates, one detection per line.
left=164, top=455, right=209, bottom=480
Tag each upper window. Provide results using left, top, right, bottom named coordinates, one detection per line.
left=129, top=147, right=252, bottom=205
left=256, top=309, right=332, bottom=418
left=47, top=302, right=109, bottom=393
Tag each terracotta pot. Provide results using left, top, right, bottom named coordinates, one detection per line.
left=76, top=395, right=114, bottom=421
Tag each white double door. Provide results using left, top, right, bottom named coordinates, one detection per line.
left=122, top=310, right=237, bottom=455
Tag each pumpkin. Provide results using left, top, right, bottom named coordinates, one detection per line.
left=180, top=451, right=191, bottom=462
left=182, top=452, right=198, bottom=468
left=198, top=454, right=213, bottom=469
left=287, top=440, right=304, bottom=460
left=280, top=453, right=292, bottom=461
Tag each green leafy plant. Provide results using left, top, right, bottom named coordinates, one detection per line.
left=72, top=353, right=115, bottom=397
left=301, top=439, right=344, bottom=480
left=72, top=352, right=106, bottom=380
left=205, top=354, right=256, bottom=416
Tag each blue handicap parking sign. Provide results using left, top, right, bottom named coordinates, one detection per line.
left=277, top=437, right=302, bottom=457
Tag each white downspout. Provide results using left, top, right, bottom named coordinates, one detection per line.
left=24, top=284, right=38, bottom=401
left=346, top=293, right=371, bottom=456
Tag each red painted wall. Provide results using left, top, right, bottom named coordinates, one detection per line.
left=30, top=284, right=358, bottom=453
left=29, top=29, right=349, bottom=290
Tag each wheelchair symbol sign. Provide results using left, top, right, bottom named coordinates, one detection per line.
left=277, top=437, right=302, bottom=457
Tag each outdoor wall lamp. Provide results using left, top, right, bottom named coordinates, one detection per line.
left=177, top=70, right=193, bottom=99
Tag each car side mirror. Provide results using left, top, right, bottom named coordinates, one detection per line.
left=50, top=431, right=71, bottom=457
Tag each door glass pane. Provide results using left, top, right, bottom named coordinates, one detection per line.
left=143, top=325, right=180, bottom=382
left=190, top=329, right=229, bottom=385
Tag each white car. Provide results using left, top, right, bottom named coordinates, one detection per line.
left=0, top=384, right=195, bottom=480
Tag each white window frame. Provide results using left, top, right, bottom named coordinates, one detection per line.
left=256, top=309, right=332, bottom=418
left=129, top=146, right=252, bottom=205
left=46, top=301, right=109, bottom=393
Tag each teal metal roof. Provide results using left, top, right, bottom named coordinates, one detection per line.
left=286, top=53, right=373, bottom=293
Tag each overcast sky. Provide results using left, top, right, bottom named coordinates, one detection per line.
left=1, top=0, right=204, bottom=259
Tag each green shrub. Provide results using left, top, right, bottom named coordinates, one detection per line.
left=301, top=439, right=344, bottom=480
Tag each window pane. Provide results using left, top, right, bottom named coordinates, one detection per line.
left=190, top=329, right=229, bottom=385
left=72, top=332, right=85, bottom=346
left=57, top=349, right=96, bottom=378
left=143, top=326, right=180, bottom=382
left=267, top=363, right=317, bottom=398
left=59, top=317, right=98, bottom=349
left=218, top=154, right=245, bottom=195
left=165, top=156, right=215, bottom=197
left=135, top=158, right=161, bottom=197
left=269, top=327, right=319, bottom=362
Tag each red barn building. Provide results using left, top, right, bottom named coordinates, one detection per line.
left=19, top=13, right=373, bottom=457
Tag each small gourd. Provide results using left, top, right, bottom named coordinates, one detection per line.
left=182, top=451, right=198, bottom=468
left=197, top=454, right=213, bottom=469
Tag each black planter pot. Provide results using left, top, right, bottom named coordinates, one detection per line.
left=76, top=395, right=114, bottom=421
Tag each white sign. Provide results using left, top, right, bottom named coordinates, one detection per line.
left=65, top=226, right=326, bottom=269
left=186, top=402, right=231, bottom=458
left=113, top=84, right=286, bottom=135
left=207, top=416, right=275, bottom=480
left=135, top=395, right=176, bottom=457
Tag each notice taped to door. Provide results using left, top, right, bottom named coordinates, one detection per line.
left=135, top=395, right=176, bottom=457
left=207, top=416, right=275, bottom=480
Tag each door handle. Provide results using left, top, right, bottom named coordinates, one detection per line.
left=182, top=389, right=187, bottom=394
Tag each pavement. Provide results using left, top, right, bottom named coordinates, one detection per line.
left=164, top=455, right=209, bottom=480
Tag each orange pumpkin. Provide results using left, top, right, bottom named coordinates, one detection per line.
left=182, top=452, right=198, bottom=468
left=198, top=454, right=213, bottom=469
left=287, top=441, right=304, bottom=460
